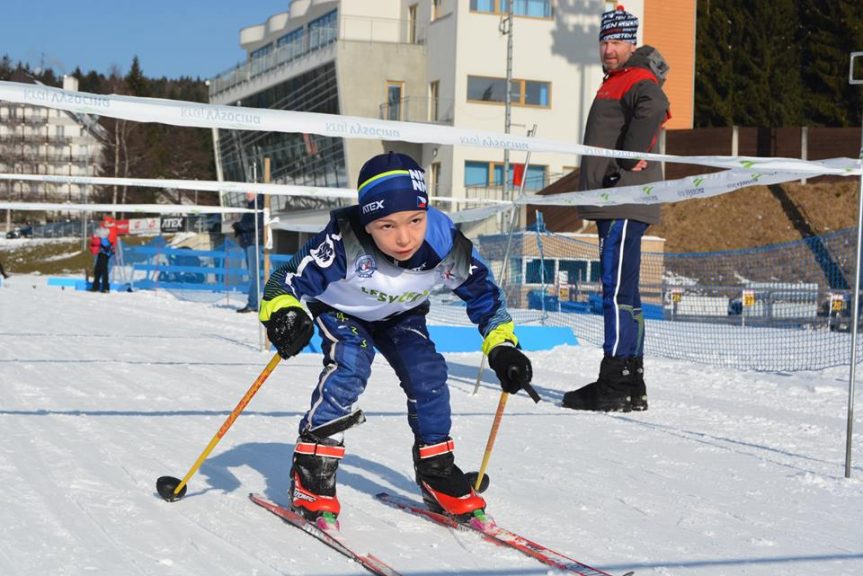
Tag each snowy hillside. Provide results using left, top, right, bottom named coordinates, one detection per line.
left=1, top=274, right=861, bottom=575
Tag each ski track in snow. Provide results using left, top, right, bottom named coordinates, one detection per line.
left=0, top=274, right=861, bottom=575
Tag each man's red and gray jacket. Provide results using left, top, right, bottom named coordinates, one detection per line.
left=578, top=45, right=670, bottom=225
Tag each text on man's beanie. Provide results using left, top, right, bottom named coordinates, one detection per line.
left=599, top=5, right=638, bottom=44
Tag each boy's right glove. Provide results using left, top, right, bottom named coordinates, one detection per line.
left=265, top=307, right=314, bottom=359
left=488, top=345, right=540, bottom=402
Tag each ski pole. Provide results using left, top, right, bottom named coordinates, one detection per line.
left=156, top=352, right=282, bottom=502
left=472, top=391, right=509, bottom=492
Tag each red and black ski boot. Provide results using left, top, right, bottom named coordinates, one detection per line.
left=290, top=434, right=345, bottom=531
left=413, top=439, right=493, bottom=529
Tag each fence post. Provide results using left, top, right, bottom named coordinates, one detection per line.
left=731, top=125, right=739, bottom=157
left=801, top=126, right=809, bottom=185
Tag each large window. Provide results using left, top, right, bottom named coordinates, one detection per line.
left=277, top=28, right=305, bottom=60
left=524, top=258, right=600, bottom=285
left=308, top=9, right=337, bottom=51
left=250, top=43, right=273, bottom=60
left=467, top=76, right=550, bottom=107
left=464, top=161, right=547, bottom=191
left=470, top=0, right=553, bottom=18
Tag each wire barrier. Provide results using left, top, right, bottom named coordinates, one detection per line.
left=422, top=227, right=863, bottom=372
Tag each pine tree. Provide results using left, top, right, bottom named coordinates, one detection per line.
left=694, top=0, right=735, bottom=126
left=800, top=0, right=863, bottom=126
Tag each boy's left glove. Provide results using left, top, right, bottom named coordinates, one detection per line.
left=488, top=345, right=540, bottom=402
left=265, top=307, right=314, bottom=359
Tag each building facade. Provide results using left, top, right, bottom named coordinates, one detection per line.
left=0, top=75, right=105, bottom=226
left=209, top=0, right=694, bottom=248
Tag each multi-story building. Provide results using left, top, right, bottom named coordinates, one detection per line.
left=209, top=0, right=694, bottom=250
left=0, top=74, right=105, bottom=226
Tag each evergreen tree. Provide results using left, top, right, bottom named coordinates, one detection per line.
left=125, top=56, right=148, bottom=97
left=729, top=0, right=802, bottom=127
left=694, top=0, right=735, bottom=126
left=800, top=0, right=863, bottom=126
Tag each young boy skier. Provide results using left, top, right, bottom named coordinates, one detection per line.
left=258, top=151, right=537, bottom=529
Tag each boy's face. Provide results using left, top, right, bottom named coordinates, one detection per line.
left=365, top=210, right=428, bottom=262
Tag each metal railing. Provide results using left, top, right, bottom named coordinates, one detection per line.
left=210, top=15, right=427, bottom=97
left=378, top=97, right=454, bottom=125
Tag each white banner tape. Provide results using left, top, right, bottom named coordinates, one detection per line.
left=0, top=80, right=859, bottom=177
left=0, top=202, right=252, bottom=215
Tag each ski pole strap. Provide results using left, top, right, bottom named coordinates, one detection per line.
left=418, top=439, right=455, bottom=459
left=295, top=442, right=346, bottom=459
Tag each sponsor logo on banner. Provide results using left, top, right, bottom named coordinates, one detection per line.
left=128, top=217, right=161, bottom=235
left=179, top=105, right=262, bottom=127
left=23, top=87, right=110, bottom=109
left=161, top=217, right=185, bottom=233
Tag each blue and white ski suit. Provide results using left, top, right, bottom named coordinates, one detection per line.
left=260, top=206, right=517, bottom=444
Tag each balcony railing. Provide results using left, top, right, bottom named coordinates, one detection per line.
left=378, top=97, right=454, bottom=125
left=209, top=15, right=428, bottom=97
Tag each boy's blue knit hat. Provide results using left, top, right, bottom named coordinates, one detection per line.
left=600, top=5, right=638, bottom=44
left=357, top=152, right=428, bottom=226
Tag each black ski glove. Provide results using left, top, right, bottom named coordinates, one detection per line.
left=265, top=307, right=314, bottom=359
left=488, top=345, right=540, bottom=402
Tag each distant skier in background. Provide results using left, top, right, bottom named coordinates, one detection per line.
left=89, top=228, right=114, bottom=293
left=258, top=152, right=538, bottom=529
left=232, top=192, right=265, bottom=313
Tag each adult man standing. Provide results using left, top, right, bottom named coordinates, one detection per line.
left=232, top=192, right=265, bottom=313
left=563, top=5, right=669, bottom=413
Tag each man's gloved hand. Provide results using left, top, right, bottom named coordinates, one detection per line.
left=487, top=345, right=540, bottom=402
left=265, top=307, right=314, bottom=359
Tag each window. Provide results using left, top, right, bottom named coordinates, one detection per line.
left=525, top=258, right=555, bottom=284
left=523, top=259, right=599, bottom=285
left=465, top=161, right=493, bottom=187
left=409, top=4, right=418, bottom=43
left=432, top=0, right=444, bottom=20
left=430, top=162, right=441, bottom=195
left=470, top=0, right=552, bottom=18
left=464, top=161, right=546, bottom=190
left=467, top=76, right=550, bottom=107
left=386, top=81, right=404, bottom=121
left=558, top=260, right=589, bottom=283
left=277, top=28, right=305, bottom=60
left=250, top=43, right=273, bottom=60
left=429, top=81, right=440, bottom=121
left=308, top=9, right=337, bottom=51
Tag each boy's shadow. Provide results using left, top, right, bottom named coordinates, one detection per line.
left=197, top=441, right=418, bottom=501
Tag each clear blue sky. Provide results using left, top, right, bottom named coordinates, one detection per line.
left=3, top=0, right=293, bottom=79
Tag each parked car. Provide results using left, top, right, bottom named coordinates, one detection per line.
left=5, top=225, right=33, bottom=239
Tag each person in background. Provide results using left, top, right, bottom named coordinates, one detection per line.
left=257, top=152, right=537, bottom=529
left=232, top=192, right=265, bottom=313
left=562, top=5, right=669, bottom=413
left=89, top=228, right=114, bottom=293
left=0, top=259, right=8, bottom=279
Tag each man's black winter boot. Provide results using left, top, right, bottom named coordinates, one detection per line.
left=562, top=356, right=633, bottom=412
left=629, top=357, right=648, bottom=411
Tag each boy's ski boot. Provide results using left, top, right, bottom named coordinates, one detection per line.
left=290, top=434, right=345, bottom=531
left=413, top=439, right=494, bottom=531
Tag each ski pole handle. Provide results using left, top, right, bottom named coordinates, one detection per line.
left=474, top=391, right=509, bottom=492
left=171, top=352, right=282, bottom=497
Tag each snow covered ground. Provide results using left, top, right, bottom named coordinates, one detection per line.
left=1, top=274, right=861, bottom=576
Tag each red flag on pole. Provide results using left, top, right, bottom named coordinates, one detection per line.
left=512, top=163, right=525, bottom=187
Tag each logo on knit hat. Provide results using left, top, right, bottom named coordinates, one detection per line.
left=600, top=5, right=638, bottom=43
